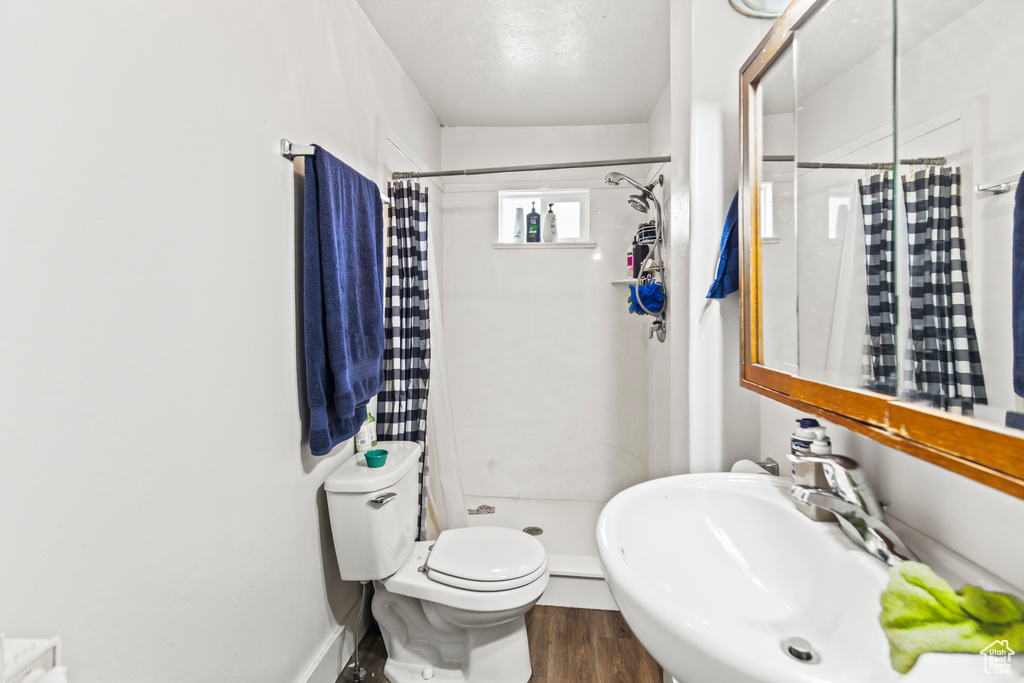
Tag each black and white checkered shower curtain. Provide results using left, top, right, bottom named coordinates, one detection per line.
left=379, top=181, right=431, bottom=540
left=858, top=172, right=899, bottom=396
left=902, top=167, right=986, bottom=415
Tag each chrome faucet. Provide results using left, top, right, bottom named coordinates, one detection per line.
left=789, top=451, right=919, bottom=567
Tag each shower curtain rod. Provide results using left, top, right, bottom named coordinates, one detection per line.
left=764, top=155, right=947, bottom=170
left=389, top=156, right=671, bottom=180
left=282, top=140, right=668, bottom=182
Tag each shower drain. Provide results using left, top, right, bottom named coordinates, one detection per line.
left=522, top=526, right=544, bottom=536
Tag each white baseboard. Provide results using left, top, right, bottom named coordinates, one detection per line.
left=538, top=554, right=618, bottom=610
left=538, top=574, right=618, bottom=610
left=296, top=588, right=372, bottom=683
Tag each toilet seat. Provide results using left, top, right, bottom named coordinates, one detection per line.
left=427, top=558, right=548, bottom=591
left=382, top=539, right=549, bottom=613
left=425, top=527, right=547, bottom=591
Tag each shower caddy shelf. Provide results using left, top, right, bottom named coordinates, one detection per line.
left=609, top=173, right=666, bottom=342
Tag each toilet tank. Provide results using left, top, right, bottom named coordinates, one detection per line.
left=324, top=441, right=422, bottom=581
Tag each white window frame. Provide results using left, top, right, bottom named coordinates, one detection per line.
left=497, top=189, right=591, bottom=245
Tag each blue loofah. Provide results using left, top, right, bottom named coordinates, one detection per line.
left=628, top=282, right=665, bottom=315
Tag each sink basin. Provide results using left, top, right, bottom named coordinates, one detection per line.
left=596, top=473, right=1023, bottom=683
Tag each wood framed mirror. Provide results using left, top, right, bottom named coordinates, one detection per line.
left=739, top=0, right=1024, bottom=499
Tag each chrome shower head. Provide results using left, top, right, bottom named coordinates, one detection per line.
left=628, top=194, right=650, bottom=213
left=604, top=171, right=650, bottom=195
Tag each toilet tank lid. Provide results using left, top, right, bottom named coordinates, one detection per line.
left=324, top=441, right=422, bottom=493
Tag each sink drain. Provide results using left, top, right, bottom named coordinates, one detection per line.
left=523, top=526, right=543, bottom=536
left=781, top=637, right=819, bottom=664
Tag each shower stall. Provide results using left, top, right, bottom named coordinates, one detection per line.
left=418, top=136, right=670, bottom=608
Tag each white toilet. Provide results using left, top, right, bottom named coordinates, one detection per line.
left=325, top=441, right=548, bottom=683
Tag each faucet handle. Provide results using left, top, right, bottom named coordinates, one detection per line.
left=789, top=451, right=885, bottom=520
left=788, top=450, right=858, bottom=471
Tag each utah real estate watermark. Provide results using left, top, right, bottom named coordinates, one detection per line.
left=981, top=640, right=1015, bottom=675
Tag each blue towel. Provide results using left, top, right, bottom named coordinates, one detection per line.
left=1014, top=171, right=1024, bottom=397
left=707, top=192, right=739, bottom=299
left=303, top=147, right=385, bottom=456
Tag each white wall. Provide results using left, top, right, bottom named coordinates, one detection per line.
left=645, top=88, right=674, bottom=480
left=439, top=126, right=651, bottom=504
left=666, top=0, right=770, bottom=476
left=0, top=2, right=440, bottom=681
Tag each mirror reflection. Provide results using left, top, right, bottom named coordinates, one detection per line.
left=759, top=41, right=797, bottom=374
left=756, top=0, right=1024, bottom=434
left=897, top=0, right=1018, bottom=427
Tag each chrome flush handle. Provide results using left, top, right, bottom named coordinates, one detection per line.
left=369, top=492, right=397, bottom=507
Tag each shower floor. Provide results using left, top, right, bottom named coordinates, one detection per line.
left=463, top=495, right=616, bottom=610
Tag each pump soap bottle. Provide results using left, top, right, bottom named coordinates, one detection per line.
left=526, top=202, right=541, bottom=242
left=542, top=203, right=558, bottom=242
left=791, top=419, right=834, bottom=522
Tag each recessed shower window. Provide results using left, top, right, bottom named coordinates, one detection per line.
left=497, top=189, right=590, bottom=244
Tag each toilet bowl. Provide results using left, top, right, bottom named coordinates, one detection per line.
left=325, top=442, right=549, bottom=683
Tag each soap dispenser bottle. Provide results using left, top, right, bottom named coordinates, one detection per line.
left=789, top=418, right=820, bottom=467
left=542, top=203, right=558, bottom=242
left=793, top=424, right=835, bottom=522
left=526, top=202, right=541, bottom=242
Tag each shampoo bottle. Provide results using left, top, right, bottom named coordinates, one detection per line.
left=542, top=203, right=558, bottom=242
left=526, top=202, right=541, bottom=242
left=514, top=207, right=526, bottom=243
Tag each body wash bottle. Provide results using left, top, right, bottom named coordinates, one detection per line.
left=542, top=203, right=558, bottom=242
left=526, top=202, right=541, bottom=242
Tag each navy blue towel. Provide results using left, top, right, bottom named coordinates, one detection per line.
left=707, top=192, right=739, bottom=299
left=303, top=147, right=385, bottom=455
left=1014, top=171, right=1024, bottom=397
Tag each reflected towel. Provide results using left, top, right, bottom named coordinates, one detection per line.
left=303, top=147, right=385, bottom=456
left=1014, top=171, right=1024, bottom=396
left=879, top=561, right=1024, bottom=673
left=707, top=192, right=739, bottom=299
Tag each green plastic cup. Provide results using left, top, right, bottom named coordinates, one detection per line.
left=364, top=449, right=388, bottom=468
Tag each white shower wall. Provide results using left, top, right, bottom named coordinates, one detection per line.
left=440, top=125, right=653, bottom=519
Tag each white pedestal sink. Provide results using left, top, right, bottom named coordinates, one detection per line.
left=596, top=473, right=1023, bottom=683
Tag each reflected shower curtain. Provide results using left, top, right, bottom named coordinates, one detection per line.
left=858, top=172, right=899, bottom=396
left=902, top=167, right=986, bottom=415
left=379, top=181, right=431, bottom=540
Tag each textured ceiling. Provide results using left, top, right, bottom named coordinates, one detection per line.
left=354, top=0, right=670, bottom=127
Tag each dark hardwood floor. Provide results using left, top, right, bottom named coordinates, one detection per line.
left=336, top=605, right=663, bottom=683
left=337, top=620, right=388, bottom=683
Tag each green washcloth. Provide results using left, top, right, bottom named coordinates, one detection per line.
left=879, top=561, right=1024, bottom=673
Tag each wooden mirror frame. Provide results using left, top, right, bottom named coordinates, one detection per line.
left=738, top=0, right=1024, bottom=500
